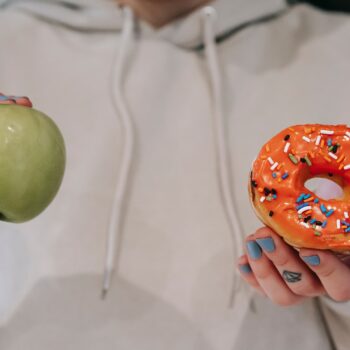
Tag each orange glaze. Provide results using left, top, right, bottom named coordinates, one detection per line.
left=249, top=124, right=350, bottom=252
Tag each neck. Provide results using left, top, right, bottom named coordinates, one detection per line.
left=119, top=0, right=213, bottom=27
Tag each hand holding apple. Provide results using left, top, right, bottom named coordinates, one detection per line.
left=0, top=93, right=65, bottom=222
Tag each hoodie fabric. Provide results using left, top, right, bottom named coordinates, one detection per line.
left=0, top=0, right=350, bottom=349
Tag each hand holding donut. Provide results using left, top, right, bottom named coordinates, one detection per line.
left=240, top=124, right=350, bottom=305
left=238, top=227, right=350, bottom=306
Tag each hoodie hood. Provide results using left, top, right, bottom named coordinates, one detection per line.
left=0, top=0, right=287, bottom=48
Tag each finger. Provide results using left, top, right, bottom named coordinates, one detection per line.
left=254, top=227, right=325, bottom=297
left=237, top=255, right=266, bottom=296
left=245, top=236, right=304, bottom=306
left=11, top=96, right=32, bottom=107
left=300, top=249, right=350, bottom=302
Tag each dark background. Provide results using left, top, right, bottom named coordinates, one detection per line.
left=289, top=0, right=350, bottom=12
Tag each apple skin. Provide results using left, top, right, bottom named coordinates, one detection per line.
left=0, top=105, right=65, bottom=223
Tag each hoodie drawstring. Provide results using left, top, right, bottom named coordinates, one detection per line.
left=102, top=6, right=135, bottom=298
left=102, top=6, right=246, bottom=305
left=202, top=6, right=245, bottom=306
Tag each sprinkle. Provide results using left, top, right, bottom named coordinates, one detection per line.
left=270, top=162, right=278, bottom=171
left=304, top=210, right=312, bottom=215
left=284, top=142, right=290, bottom=153
left=310, top=219, right=316, bottom=224
left=278, top=178, right=282, bottom=183
left=261, top=155, right=267, bottom=160
left=320, top=130, right=334, bottom=135
left=328, top=152, right=338, bottom=160
left=304, top=127, right=312, bottom=134
left=265, top=144, right=270, bottom=152
left=346, top=227, right=350, bottom=233
left=304, top=194, right=311, bottom=199
left=315, top=135, right=321, bottom=146
left=272, top=172, right=277, bottom=178
left=304, top=155, right=312, bottom=166
left=327, top=138, right=332, bottom=147
left=337, top=154, right=345, bottom=163
left=322, top=221, right=327, bottom=228
left=264, top=187, right=271, bottom=195
left=314, top=198, right=319, bottom=203
left=269, top=210, right=274, bottom=217
left=302, top=136, right=311, bottom=143
left=260, top=196, right=266, bottom=203
left=344, top=164, right=350, bottom=170
left=304, top=216, right=312, bottom=223
left=337, top=219, right=341, bottom=229
left=346, top=131, right=350, bottom=138
left=296, top=203, right=310, bottom=210
left=272, top=194, right=277, bottom=199
left=300, top=222, right=309, bottom=228
left=339, top=163, right=344, bottom=170
left=320, top=204, right=327, bottom=213
left=282, top=172, right=289, bottom=180
left=296, top=193, right=306, bottom=203
left=320, top=140, right=325, bottom=148
left=341, top=221, right=350, bottom=226
left=258, top=187, right=263, bottom=193
left=284, top=134, right=290, bottom=141
left=325, top=209, right=334, bottom=217
left=343, top=225, right=348, bottom=229
left=345, top=212, right=349, bottom=219
left=314, top=231, right=322, bottom=237
left=298, top=206, right=312, bottom=214
left=267, top=157, right=274, bottom=165
left=289, top=127, right=295, bottom=132
left=277, top=163, right=283, bottom=170
left=323, top=155, right=332, bottom=163
left=304, top=196, right=315, bottom=203
left=330, top=144, right=339, bottom=153
left=288, top=153, right=298, bottom=164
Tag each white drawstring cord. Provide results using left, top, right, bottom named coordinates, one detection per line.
left=102, top=6, right=135, bottom=298
left=202, top=6, right=245, bottom=306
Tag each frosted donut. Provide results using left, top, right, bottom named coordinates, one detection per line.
left=249, top=124, right=350, bottom=253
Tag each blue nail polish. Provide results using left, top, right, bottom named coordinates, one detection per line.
left=239, top=264, right=252, bottom=274
left=301, top=255, right=320, bottom=266
left=256, top=237, right=275, bottom=252
left=246, top=241, right=262, bottom=260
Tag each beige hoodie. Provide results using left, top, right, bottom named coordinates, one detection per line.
left=0, top=0, right=349, bottom=349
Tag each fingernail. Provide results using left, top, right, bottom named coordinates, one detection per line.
left=238, top=264, right=252, bottom=274
left=256, top=237, right=275, bottom=252
left=246, top=241, right=262, bottom=260
left=301, top=255, right=320, bottom=266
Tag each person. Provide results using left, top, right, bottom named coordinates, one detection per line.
left=0, top=0, right=350, bottom=349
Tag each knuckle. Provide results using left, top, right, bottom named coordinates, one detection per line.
left=272, top=254, right=289, bottom=267
left=253, top=267, right=270, bottom=281
left=330, top=288, right=350, bottom=302
left=317, top=265, right=336, bottom=279
left=290, top=280, right=320, bottom=297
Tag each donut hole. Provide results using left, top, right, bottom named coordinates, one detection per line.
left=304, top=177, right=344, bottom=200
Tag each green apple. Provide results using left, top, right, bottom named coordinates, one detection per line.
left=0, top=105, right=65, bottom=223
